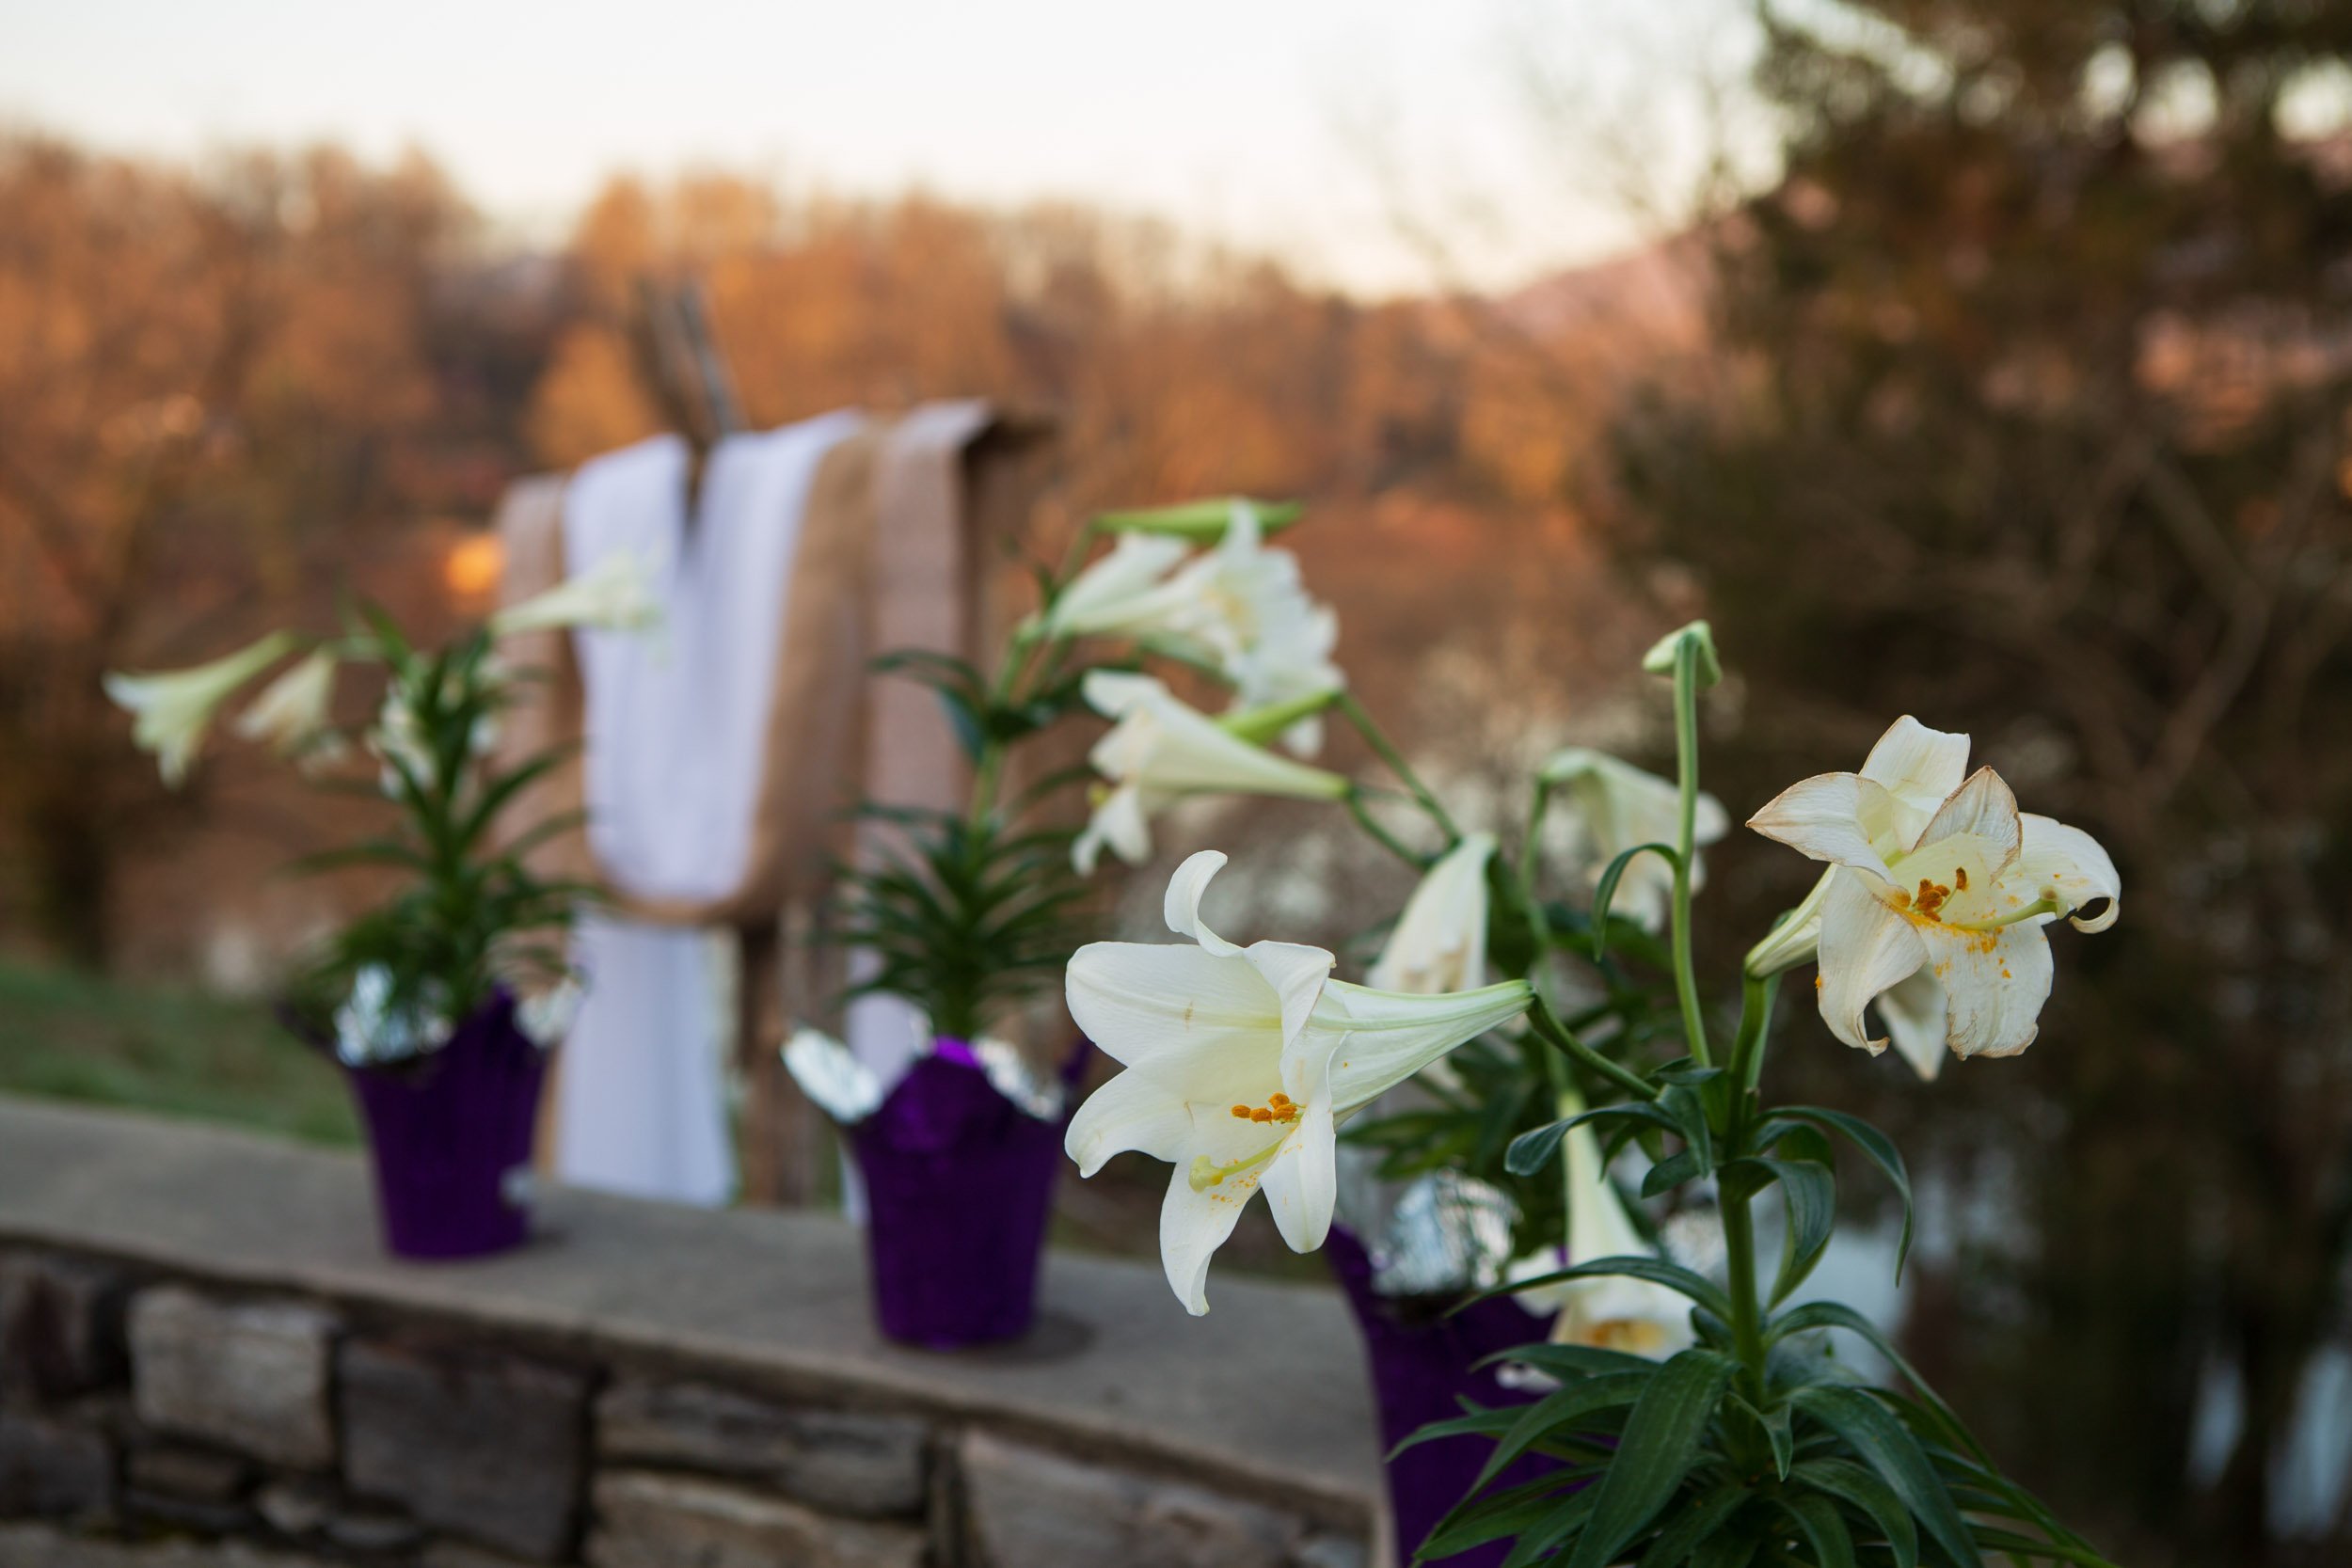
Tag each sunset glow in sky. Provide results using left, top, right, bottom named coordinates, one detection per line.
left=0, top=0, right=1762, bottom=296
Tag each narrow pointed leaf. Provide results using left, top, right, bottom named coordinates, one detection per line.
left=1781, top=1105, right=1915, bottom=1280
left=1565, top=1349, right=1738, bottom=1568
left=1792, top=1386, right=1981, bottom=1568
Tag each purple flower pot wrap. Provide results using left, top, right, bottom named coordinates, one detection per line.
left=342, top=990, right=548, bottom=1261
left=849, top=1037, right=1078, bottom=1350
left=1327, top=1226, right=1558, bottom=1566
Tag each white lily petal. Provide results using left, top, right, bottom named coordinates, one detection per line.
left=1816, top=871, right=1929, bottom=1053
left=1747, top=772, right=1903, bottom=887
left=1916, top=919, right=2052, bottom=1061
left=1263, top=1038, right=1342, bottom=1253
left=1081, top=669, right=1169, bottom=721
left=1065, top=941, right=1280, bottom=1069
left=1743, top=866, right=1834, bottom=977
left=1314, top=979, right=1535, bottom=1114
left=1246, top=940, right=1339, bottom=1048
left=105, top=630, right=298, bottom=787
left=233, top=648, right=342, bottom=759
left=1541, top=750, right=1727, bottom=930
left=1160, top=1111, right=1280, bottom=1315
left=1858, top=716, right=1972, bottom=841
left=1163, top=849, right=1244, bottom=957
left=1044, top=534, right=1195, bottom=639
left=1909, top=766, right=2023, bottom=885
left=2015, top=813, right=2122, bottom=932
left=1366, top=832, right=1497, bottom=994
left=1065, top=1067, right=1195, bottom=1176
left=1874, top=969, right=1949, bottom=1082
left=490, top=548, right=660, bottom=637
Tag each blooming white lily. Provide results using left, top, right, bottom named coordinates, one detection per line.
left=233, top=647, right=346, bottom=768
left=1072, top=673, right=1349, bottom=875
left=1036, top=532, right=1195, bottom=641
left=105, top=631, right=297, bottom=787
left=1161, top=501, right=1344, bottom=752
left=1066, top=851, right=1534, bottom=1314
left=1367, top=832, right=1497, bottom=994
left=1540, top=748, right=1729, bottom=932
left=488, top=548, right=660, bottom=639
left=1510, top=1116, right=1695, bottom=1359
left=1749, top=716, right=2121, bottom=1067
left=1741, top=716, right=1974, bottom=980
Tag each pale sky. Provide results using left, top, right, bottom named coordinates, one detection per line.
left=0, top=0, right=1764, bottom=297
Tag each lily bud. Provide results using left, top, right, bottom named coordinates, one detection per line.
left=1640, top=619, right=1722, bottom=689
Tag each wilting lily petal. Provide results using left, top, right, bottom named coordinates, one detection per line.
left=1750, top=718, right=2120, bottom=1069
left=1367, top=832, right=1497, bottom=995
left=1072, top=673, right=1349, bottom=875
left=1540, top=748, right=1728, bottom=932
left=1066, top=851, right=1533, bottom=1314
left=105, top=631, right=298, bottom=787
left=489, top=549, right=660, bottom=638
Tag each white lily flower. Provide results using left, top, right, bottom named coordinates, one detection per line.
left=1067, top=501, right=1344, bottom=755
left=1509, top=1117, right=1695, bottom=1360
left=1037, top=532, right=1195, bottom=641
left=488, top=549, right=660, bottom=639
left=1742, top=716, right=1973, bottom=980
left=1539, top=748, right=1730, bottom=932
left=1749, top=716, right=2121, bottom=1067
left=1065, top=851, right=1534, bottom=1314
left=1367, top=832, right=1497, bottom=994
left=233, top=648, right=347, bottom=769
left=1165, top=501, right=1345, bottom=752
left=105, top=631, right=298, bottom=787
left=782, top=1028, right=886, bottom=1125
left=1072, top=673, right=1349, bottom=876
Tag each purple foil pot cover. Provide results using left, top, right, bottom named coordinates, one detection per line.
left=340, top=989, right=548, bottom=1261
left=1327, top=1225, right=1562, bottom=1567
left=850, top=1037, right=1087, bottom=1351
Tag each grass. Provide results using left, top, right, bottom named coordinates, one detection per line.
left=0, top=960, right=358, bottom=1147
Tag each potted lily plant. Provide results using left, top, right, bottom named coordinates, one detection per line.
left=783, top=496, right=1351, bottom=1349
left=1057, top=500, right=2127, bottom=1567
left=105, top=555, right=656, bottom=1259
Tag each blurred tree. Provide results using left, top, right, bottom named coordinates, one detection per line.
left=1604, top=3, right=2352, bottom=1562
left=0, top=138, right=472, bottom=964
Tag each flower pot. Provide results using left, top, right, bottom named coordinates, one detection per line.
left=1327, top=1226, right=1559, bottom=1567
left=342, top=990, right=548, bottom=1261
left=849, top=1038, right=1075, bottom=1350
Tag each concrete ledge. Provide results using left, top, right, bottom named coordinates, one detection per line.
left=0, top=1097, right=1379, bottom=1563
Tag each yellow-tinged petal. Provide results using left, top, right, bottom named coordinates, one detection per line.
left=1915, top=918, right=2052, bottom=1061
left=2014, top=814, right=2122, bottom=932
left=1816, top=871, right=1930, bottom=1053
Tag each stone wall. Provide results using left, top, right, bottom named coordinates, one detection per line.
left=0, top=1101, right=1380, bottom=1568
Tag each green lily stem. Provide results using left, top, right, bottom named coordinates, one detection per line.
left=1528, top=990, right=1658, bottom=1103
left=1726, top=972, right=1776, bottom=1108
left=1669, top=636, right=1712, bottom=1069
left=1719, top=1166, right=1769, bottom=1410
left=1345, top=787, right=1427, bottom=870
left=1338, top=690, right=1459, bottom=843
